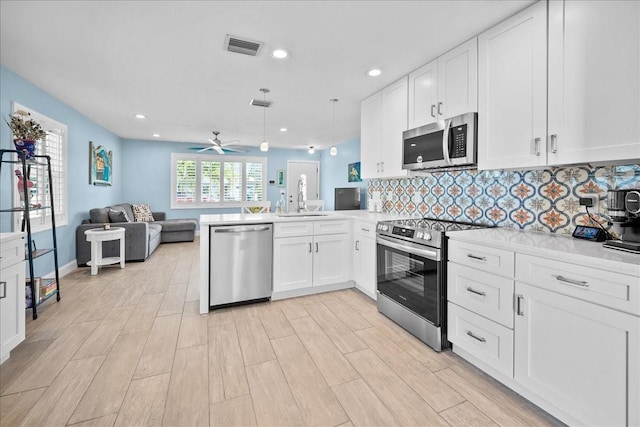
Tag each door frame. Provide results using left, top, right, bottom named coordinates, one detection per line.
left=286, top=160, right=320, bottom=211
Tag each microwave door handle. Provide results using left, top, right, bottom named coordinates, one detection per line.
left=442, top=118, right=452, bottom=165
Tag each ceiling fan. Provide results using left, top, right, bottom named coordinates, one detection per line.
left=198, top=131, right=243, bottom=154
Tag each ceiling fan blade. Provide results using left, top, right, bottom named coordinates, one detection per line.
left=220, top=140, right=240, bottom=146
left=221, top=146, right=246, bottom=153
left=198, top=146, right=213, bottom=152
left=213, top=145, right=225, bottom=155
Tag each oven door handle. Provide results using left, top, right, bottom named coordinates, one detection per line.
left=376, top=235, right=440, bottom=261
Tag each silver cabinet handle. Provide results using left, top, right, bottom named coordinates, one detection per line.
left=376, top=162, right=380, bottom=173
left=534, top=137, right=541, bottom=156
left=361, top=228, right=370, bottom=232
left=437, top=102, right=443, bottom=116
left=554, top=275, right=589, bottom=287
left=0, top=281, right=6, bottom=299
left=550, top=134, right=558, bottom=153
left=466, top=330, right=486, bottom=343
left=380, top=161, right=384, bottom=172
left=308, top=242, right=312, bottom=253
left=466, top=287, right=486, bottom=297
left=355, top=240, right=360, bottom=251
left=516, top=294, right=524, bottom=316
left=431, top=104, right=436, bottom=118
left=315, top=242, right=319, bottom=253
left=467, top=254, right=486, bottom=262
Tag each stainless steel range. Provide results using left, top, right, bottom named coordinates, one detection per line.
left=375, top=218, right=490, bottom=352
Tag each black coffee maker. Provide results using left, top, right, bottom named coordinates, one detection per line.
left=604, top=189, right=640, bottom=253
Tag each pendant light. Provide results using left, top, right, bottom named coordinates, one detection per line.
left=330, top=98, right=338, bottom=156
left=259, top=88, right=269, bottom=152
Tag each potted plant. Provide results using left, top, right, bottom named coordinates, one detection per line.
left=5, top=110, right=47, bottom=160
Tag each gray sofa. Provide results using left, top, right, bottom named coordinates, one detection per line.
left=75, top=203, right=197, bottom=266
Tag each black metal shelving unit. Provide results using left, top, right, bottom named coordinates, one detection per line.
left=0, top=149, right=61, bottom=319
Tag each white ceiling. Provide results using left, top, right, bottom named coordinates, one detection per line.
left=0, top=0, right=533, bottom=151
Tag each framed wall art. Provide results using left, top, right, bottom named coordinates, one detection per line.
left=348, top=161, right=362, bottom=182
left=89, top=141, right=113, bottom=186
left=276, top=169, right=286, bottom=187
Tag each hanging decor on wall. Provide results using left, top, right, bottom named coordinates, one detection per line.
left=276, top=169, right=286, bottom=187
left=348, top=161, right=362, bottom=182
left=89, top=141, right=112, bottom=186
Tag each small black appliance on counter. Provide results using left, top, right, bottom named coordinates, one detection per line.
left=334, top=187, right=361, bottom=210
left=603, top=189, right=640, bottom=254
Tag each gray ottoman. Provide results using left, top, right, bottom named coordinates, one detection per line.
left=157, top=219, right=198, bottom=243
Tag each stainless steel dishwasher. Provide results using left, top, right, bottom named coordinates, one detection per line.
left=209, top=223, right=273, bottom=307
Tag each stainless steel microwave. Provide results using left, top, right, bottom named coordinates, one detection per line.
left=402, top=112, right=477, bottom=171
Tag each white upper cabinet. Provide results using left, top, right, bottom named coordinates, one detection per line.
left=361, top=77, right=409, bottom=179
left=408, top=38, right=478, bottom=129
left=547, top=0, right=640, bottom=166
left=478, top=1, right=548, bottom=170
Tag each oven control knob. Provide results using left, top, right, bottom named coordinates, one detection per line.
left=416, top=231, right=423, bottom=239
left=424, top=233, right=432, bottom=241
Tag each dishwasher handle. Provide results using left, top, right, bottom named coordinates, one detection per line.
left=213, top=225, right=271, bottom=233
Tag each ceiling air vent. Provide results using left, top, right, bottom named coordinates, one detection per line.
left=224, top=34, right=263, bottom=56
left=249, top=99, right=272, bottom=108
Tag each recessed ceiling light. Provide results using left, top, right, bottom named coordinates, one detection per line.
left=152, top=133, right=160, bottom=138
left=280, top=128, right=287, bottom=132
left=271, top=49, right=289, bottom=59
left=135, top=114, right=146, bottom=119
left=367, top=68, right=382, bottom=77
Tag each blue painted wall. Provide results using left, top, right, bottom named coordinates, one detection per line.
left=319, top=138, right=368, bottom=210
left=1, top=65, right=123, bottom=275
left=120, top=139, right=321, bottom=219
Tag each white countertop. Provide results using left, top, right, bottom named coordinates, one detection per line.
left=448, top=227, right=640, bottom=277
left=199, top=210, right=413, bottom=226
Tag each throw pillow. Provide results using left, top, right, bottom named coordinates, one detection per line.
left=108, top=208, right=129, bottom=223
left=131, top=203, right=155, bottom=222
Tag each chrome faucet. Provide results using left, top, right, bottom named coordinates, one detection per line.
left=297, top=175, right=306, bottom=211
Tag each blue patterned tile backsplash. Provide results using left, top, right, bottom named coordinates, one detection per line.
left=368, top=164, right=640, bottom=235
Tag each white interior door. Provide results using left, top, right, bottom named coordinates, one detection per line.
left=287, top=161, right=319, bottom=212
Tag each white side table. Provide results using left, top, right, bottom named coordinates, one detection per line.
left=84, top=227, right=125, bottom=276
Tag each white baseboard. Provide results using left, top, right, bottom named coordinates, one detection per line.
left=271, top=281, right=355, bottom=301
left=42, top=260, right=78, bottom=279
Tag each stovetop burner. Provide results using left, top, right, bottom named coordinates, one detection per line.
left=376, top=217, right=491, bottom=248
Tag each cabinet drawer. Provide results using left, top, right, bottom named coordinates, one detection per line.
left=448, top=240, right=514, bottom=277
left=516, top=254, right=640, bottom=316
left=448, top=303, right=514, bottom=378
left=314, top=220, right=350, bottom=235
left=448, top=263, right=514, bottom=328
left=354, top=220, right=376, bottom=239
left=274, top=221, right=314, bottom=238
left=0, top=234, right=25, bottom=269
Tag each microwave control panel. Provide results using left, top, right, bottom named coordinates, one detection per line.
left=450, top=124, right=467, bottom=158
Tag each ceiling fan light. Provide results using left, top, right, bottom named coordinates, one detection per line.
left=260, top=141, right=269, bottom=152
left=330, top=146, right=338, bottom=156
left=308, top=146, right=315, bottom=154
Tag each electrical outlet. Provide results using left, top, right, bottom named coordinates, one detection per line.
left=579, top=195, right=599, bottom=212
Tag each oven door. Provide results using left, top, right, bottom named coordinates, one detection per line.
left=376, top=235, right=443, bottom=325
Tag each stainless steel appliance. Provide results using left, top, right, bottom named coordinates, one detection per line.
left=604, top=189, right=640, bottom=253
left=376, top=218, right=489, bottom=351
left=402, top=112, right=477, bottom=171
left=209, top=223, right=272, bottom=307
left=335, top=187, right=361, bottom=210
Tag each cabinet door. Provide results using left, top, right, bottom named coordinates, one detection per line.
left=408, top=59, right=439, bottom=128
left=478, top=1, right=547, bottom=170
left=360, top=92, right=382, bottom=179
left=515, top=282, right=640, bottom=427
left=437, top=38, right=478, bottom=119
left=356, top=236, right=377, bottom=300
left=273, top=236, right=313, bottom=292
left=313, top=234, right=351, bottom=287
left=1, top=261, right=26, bottom=364
left=548, top=1, right=640, bottom=166
left=380, top=77, right=409, bottom=178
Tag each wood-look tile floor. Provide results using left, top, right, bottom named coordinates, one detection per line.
left=0, top=238, right=563, bottom=427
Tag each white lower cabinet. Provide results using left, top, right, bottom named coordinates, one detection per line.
left=352, top=221, right=377, bottom=300
left=514, top=281, right=639, bottom=427
left=1, top=232, right=26, bottom=364
left=448, top=235, right=640, bottom=427
left=273, top=220, right=351, bottom=297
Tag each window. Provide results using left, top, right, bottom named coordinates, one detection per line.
left=171, top=153, right=267, bottom=208
left=12, top=103, right=68, bottom=232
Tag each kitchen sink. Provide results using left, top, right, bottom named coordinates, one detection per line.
left=276, top=212, right=329, bottom=217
